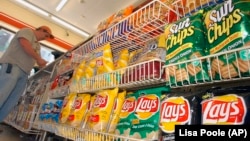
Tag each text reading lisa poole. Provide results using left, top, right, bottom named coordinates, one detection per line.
left=175, top=125, right=249, bottom=140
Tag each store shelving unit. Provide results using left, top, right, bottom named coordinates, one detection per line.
left=7, top=0, right=250, bottom=141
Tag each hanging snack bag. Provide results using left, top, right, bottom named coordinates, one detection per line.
left=165, top=9, right=210, bottom=86
left=88, top=87, right=118, bottom=132
left=67, top=93, right=91, bottom=127
left=80, top=94, right=96, bottom=129
left=39, top=103, right=50, bottom=121
left=51, top=99, right=63, bottom=123
left=93, top=43, right=115, bottom=88
left=201, top=86, right=250, bottom=125
left=59, top=93, right=77, bottom=123
left=70, top=59, right=86, bottom=92
left=204, top=0, right=250, bottom=79
left=108, top=90, right=127, bottom=133
left=113, top=49, right=129, bottom=84
left=159, top=92, right=202, bottom=141
left=115, top=91, right=139, bottom=138
left=129, top=86, right=170, bottom=140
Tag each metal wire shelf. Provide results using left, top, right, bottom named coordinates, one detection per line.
left=36, top=121, right=156, bottom=141
left=164, top=46, right=250, bottom=88
left=72, top=0, right=180, bottom=56
left=70, top=59, right=166, bottom=93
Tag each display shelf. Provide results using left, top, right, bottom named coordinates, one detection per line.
left=71, top=59, right=166, bottom=93
left=71, top=0, right=224, bottom=58
left=4, top=104, right=40, bottom=134
left=164, top=46, right=250, bottom=88
left=36, top=121, right=154, bottom=141
left=72, top=0, right=180, bottom=56
left=48, top=84, right=69, bottom=98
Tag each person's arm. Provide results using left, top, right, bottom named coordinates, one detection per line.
left=18, top=37, right=47, bottom=68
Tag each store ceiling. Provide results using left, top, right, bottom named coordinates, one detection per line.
left=14, top=0, right=147, bottom=37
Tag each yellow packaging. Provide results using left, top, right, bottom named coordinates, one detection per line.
left=67, top=93, right=91, bottom=127
left=94, top=43, right=115, bottom=88
left=80, top=95, right=96, bottom=129
left=70, top=60, right=86, bottom=92
left=108, top=90, right=127, bottom=133
left=113, top=49, right=129, bottom=85
left=88, top=87, right=118, bottom=132
left=59, top=93, right=77, bottom=123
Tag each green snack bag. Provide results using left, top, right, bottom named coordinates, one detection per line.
left=129, top=86, right=170, bottom=140
left=115, top=91, right=139, bottom=139
left=165, top=10, right=209, bottom=86
left=204, top=0, right=250, bottom=79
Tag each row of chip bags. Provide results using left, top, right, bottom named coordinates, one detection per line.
left=39, top=83, right=250, bottom=141
left=164, top=0, right=250, bottom=86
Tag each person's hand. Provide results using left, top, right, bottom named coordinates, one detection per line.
left=37, top=58, right=48, bottom=68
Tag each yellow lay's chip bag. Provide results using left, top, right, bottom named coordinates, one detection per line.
left=80, top=95, right=96, bottom=129
left=108, top=90, right=126, bottom=133
left=67, top=93, right=91, bottom=127
left=59, top=93, right=77, bottom=123
left=88, top=87, right=118, bottom=132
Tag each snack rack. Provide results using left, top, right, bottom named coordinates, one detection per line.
left=7, top=0, right=249, bottom=141
left=164, top=46, right=250, bottom=88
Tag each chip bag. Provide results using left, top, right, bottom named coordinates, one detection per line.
left=59, top=93, right=77, bottom=123
left=204, top=0, right=250, bottom=79
left=108, top=90, right=127, bottom=133
left=165, top=9, right=210, bottom=86
left=67, top=93, right=91, bottom=127
left=88, top=87, right=118, bottom=132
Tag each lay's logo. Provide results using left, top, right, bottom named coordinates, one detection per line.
left=120, top=97, right=136, bottom=118
left=159, top=96, right=190, bottom=133
left=93, top=95, right=108, bottom=108
left=202, top=94, right=246, bottom=125
left=135, top=94, right=159, bottom=119
left=73, top=99, right=82, bottom=109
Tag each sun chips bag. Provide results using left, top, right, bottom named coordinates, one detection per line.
left=165, top=9, right=209, bottom=86
left=204, top=0, right=250, bottom=79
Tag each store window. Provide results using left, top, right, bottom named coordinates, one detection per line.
left=0, top=28, right=15, bottom=58
left=30, top=45, right=56, bottom=76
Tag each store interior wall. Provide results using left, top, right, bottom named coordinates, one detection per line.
left=0, top=0, right=87, bottom=52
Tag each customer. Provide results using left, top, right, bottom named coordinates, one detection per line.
left=0, top=26, right=54, bottom=131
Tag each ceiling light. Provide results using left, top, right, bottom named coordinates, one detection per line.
left=56, top=0, right=68, bottom=11
left=51, top=16, right=90, bottom=37
left=15, top=0, right=49, bottom=17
